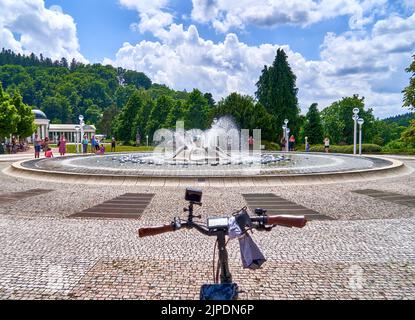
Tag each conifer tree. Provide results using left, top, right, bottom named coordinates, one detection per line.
left=256, top=49, right=300, bottom=137
left=303, top=103, right=323, bottom=145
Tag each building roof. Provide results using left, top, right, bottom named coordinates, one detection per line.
left=32, top=109, right=48, bottom=120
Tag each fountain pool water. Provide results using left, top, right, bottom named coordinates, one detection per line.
left=10, top=117, right=398, bottom=181
left=19, top=151, right=390, bottom=177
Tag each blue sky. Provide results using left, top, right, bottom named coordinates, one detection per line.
left=1, top=0, right=415, bottom=117
left=43, top=0, right=353, bottom=62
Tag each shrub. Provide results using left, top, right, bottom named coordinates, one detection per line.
left=309, top=144, right=381, bottom=154
left=383, top=140, right=408, bottom=150
left=262, top=140, right=280, bottom=151
left=372, top=136, right=385, bottom=146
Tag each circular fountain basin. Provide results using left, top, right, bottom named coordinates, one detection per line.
left=11, top=151, right=398, bottom=175
left=4, top=152, right=409, bottom=186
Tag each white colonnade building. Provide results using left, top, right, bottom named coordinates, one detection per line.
left=31, top=109, right=96, bottom=143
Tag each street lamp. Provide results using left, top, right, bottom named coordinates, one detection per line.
left=146, top=135, right=149, bottom=147
left=305, top=136, right=309, bottom=152
left=358, top=118, right=364, bottom=155
left=352, top=108, right=359, bottom=155
left=286, top=128, right=290, bottom=152
left=281, top=125, right=287, bottom=152
left=74, top=125, right=80, bottom=154
left=78, top=115, right=85, bottom=153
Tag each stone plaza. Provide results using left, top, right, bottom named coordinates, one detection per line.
left=0, top=154, right=414, bottom=300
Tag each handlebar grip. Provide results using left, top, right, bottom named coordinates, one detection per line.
left=266, top=215, right=307, bottom=228
left=138, top=224, right=175, bottom=238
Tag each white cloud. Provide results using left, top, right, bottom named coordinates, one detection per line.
left=0, top=0, right=86, bottom=62
left=118, top=0, right=174, bottom=39
left=191, top=0, right=389, bottom=32
left=118, top=0, right=169, bottom=12
left=107, top=10, right=415, bottom=118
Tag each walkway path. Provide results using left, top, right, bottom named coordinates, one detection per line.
left=0, top=158, right=413, bottom=299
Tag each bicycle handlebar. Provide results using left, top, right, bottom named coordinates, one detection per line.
left=138, top=213, right=307, bottom=238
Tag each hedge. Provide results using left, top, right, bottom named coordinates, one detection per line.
left=309, top=144, right=382, bottom=154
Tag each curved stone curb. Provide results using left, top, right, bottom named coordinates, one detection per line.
left=2, top=155, right=412, bottom=187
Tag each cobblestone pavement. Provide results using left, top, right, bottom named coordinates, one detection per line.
left=0, top=159, right=414, bottom=300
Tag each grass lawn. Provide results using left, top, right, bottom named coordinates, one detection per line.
left=51, top=144, right=155, bottom=154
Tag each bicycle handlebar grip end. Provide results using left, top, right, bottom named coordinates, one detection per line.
left=267, top=215, right=307, bottom=228
left=138, top=224, right=175, bottom=238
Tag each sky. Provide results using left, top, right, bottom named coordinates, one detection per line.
left=0, top=0, right=414, bottom=118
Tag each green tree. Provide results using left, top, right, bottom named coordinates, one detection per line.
left=11, top=91, right=35, bottom=138
left=303, top=103, right=323, bottom=144
left=403, top=54, right=415, bottom=109
left=122, top=70, right=152, bottom=89
left=321, top=95, right=375, bottom=145
left=145, top=95, right=174, bottom=140
left=204, top=92, right=215, bottom=108
left=114, top=85, right=136, bottom=108
left=164, top=100, right=185, bottom=128
left=214, top=92, right=274, bottom=140
left=113, top=90, right=145, bottom=142
left=133, top=91, right=154, bottom=140
left=372, top=120, right=405, bottom=146
left=255, top=49, right=300, bottom=137
left=0, top=83, right=19, bottom=139
left=401, top=117, right=415, bottom=147
left=98, top=105, right=119, bottom=136
left=85, top=104, right=102, bottom=125
left=42, top=95, right=73, bottom=124
left=185, top=89, right=209, bottom=129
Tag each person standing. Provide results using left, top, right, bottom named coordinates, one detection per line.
left=82, top=135, right=89, bottom=154
left=43, top=137, right=50, bottom=156
left=111, top=137, right=116, bottom=152
left=248, top=136, right=254, bottom=155
left=91, top=135, right=97, bottom=154
left=289, top=135, right=296, bottom=151
left=280, top=136, right=286, bottom=151
left=34, top=134, right=42, bottom=158
left=305, top=138, right=310, bottom=153
left=11, top=137, right=17, bottom=154
left=324, top=137, right=330, bottom=153
left=58, top=135, right=67, bottom=156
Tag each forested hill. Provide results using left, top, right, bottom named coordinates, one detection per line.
left=0, top=48, right=189, bottom=125
left=383, top=112, right=414, bottom=127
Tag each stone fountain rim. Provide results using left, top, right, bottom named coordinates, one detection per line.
left=2, top=153, right=412, bottom=186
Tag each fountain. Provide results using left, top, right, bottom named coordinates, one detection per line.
left=4, top=116, right=405, bottom=185
left=108, top=117, right=287, bottom=171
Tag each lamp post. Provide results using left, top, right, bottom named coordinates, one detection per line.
left=305, top=136, right=309, bottom=152
left=282, top=125, right=287, bottom=152
left=352, top=108, right=359, bottom=155
left=75, top=126, right=80, bottom=154
left=286, top=128, right=290, bottom=152
left=358, top=118, right=364, bottom=155
left=79, top=115, right=85, bottom=137
left=146, top=135, right=149, bottom=147
left=284, top=119, right=289, bottom=152
left=78, top=115, right=85, bottom=153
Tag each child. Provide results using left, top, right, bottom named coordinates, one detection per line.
left=98, top=144, right=105, bottom=155
left=45, top=148, right=54, bottom=158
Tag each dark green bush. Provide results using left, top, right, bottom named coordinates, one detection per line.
left=309, top=144, right=382, bottom=154
left=262, top=140, right=280, bottom=151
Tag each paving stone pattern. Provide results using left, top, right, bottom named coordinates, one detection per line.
left=353, top=189, right=415, bottom=208
left=70, top=193, right=154, bottom=219
left=243, top=193, right=333, bottom=221
left=0, top=189, right=53, bottom=204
